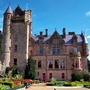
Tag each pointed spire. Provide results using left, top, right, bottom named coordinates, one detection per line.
left=5, top=5, right=13, bottom=14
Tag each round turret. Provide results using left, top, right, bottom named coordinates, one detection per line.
left=1, top=5, right=13, bottom=69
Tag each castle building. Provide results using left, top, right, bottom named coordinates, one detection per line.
left=1, top=5, right=89, bottom=81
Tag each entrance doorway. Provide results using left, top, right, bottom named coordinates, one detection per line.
left=42, top=73, right=45, bottom=82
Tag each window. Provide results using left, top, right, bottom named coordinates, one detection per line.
left=40, top=47, right=43, bottom=55
left=48, top=60, right=53, bottom=68
left=57, top=48, right=60, bottom=54
left=49, top=73, right=52, bottom=79
left=61, top=73, right=65, bottom=79
left=74, top=47, right=77, bottom=53
left=30, top=50, right=32, bottom=54
left=55, top=60, right=59, bottom=68
left=14, top=58, right=17, bottom=65
left=14, top=45, right=17, bottom=52
left=38, top=72, right=39, bottom=76
left=38, top=60, right=41, bottom=68
left=52, top=48, right=56, bottom=54
left=75, top=59, right=79, bottom=68
left=61, top=60, right=65, bottom=69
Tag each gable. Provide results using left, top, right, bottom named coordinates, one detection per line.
left=48, top=30, right=65, bottom=45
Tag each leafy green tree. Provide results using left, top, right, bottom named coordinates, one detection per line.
left=25, top=56, right=36, bottom=79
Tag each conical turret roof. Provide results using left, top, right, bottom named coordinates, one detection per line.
left=5, top=5, right=13, bottom=14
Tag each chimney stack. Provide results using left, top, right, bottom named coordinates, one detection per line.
left=40, top=31, right=43, bottom=36
left=62, top=28, right=66, bottom=38
left=45, top=29, right=48, bottom=37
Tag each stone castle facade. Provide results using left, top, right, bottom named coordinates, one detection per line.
left=1, top=5, right=89, bottom=81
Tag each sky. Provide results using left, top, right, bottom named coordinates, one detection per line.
left=0, top=0, right=90, bottom=58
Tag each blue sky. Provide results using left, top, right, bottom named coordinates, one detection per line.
left=0, top=0, right=90, bottom=59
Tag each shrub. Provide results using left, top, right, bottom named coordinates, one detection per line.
left=0, top=84, right=10, bottom=90
left=64, top=83, right=71, bottom=86
left=71, top=72, right=83, bottom=81
left=51, top=78, right=56, bottom=85
left=35, top=80, right=40, bottom=84
left=55, top=81, right=66, bottom=86
left=83, top=73, right=90, bottom=81
left=71, top=82, right=77, bottom=86
left=46, top=82, right=54, bottom=86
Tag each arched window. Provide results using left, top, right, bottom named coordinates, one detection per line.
left=61, top=60, right=65, bottom=69
left=55, top=60, right=59, bottom=68
left=48, top=60, right=53, bottom=68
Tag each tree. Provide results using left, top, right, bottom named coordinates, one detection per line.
left=87, top=59, right=90, bottom=72
left=5, top=65, right=24, bottom=77
left=25, top=57, right=36, bottom=79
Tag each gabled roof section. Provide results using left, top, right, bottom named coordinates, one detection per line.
left=13, top=5, right=23, bottom=16
left=49, top=30, right=63, bottom=40
left=5, top=5, right=13, bottom=14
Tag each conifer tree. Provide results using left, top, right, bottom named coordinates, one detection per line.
left=25, top=57, right=36, bottom=79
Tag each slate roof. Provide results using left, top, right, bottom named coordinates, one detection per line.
left=5, top=6, right=13, bottom=14
left=13, top=5, right=23, bottom=16
left=31, top=34, right=84, bottom=45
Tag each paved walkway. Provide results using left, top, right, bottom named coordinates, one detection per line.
left=26, top=83, right=90, bottom=90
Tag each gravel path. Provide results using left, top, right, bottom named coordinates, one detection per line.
left=26, top=83, right=90, bottom=90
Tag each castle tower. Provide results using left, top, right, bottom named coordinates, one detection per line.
left=2, top=5, right=32, bottom=70
left=10, top=5, right=32, bottom=69
left=2, top=5, right=13, bottom=68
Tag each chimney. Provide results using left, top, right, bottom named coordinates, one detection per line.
left=62, top=28, right=66, bottom=38
left=40, top=31, right=43, bottom=36
left=45, top=29, right=48, bottom=37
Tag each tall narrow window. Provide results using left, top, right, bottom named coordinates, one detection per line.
left=14, top=58, right=17, bottom=65
left=38, top=72, right=39, bottom=76
left=61, top=73, right=65, bottom=79
left=57, top=48, right=60, bottom=54
left=14, top=45, right=17, bottom=52
left=30, top=50, right=32, bottom=55
left=61, top=60, right=65, bottom=69
left=74, top=47, right=77, bottom=53
left=52, top=48, right=56, bottom=54
left=48, top=60, right=53, bottom=68
left=38, top=60, right=41, bottom=68
left=76, top=59, right=79, bottom=68
left=55, top=60, right=59, bottom=68
left=40, top=47, right=43, bottom=55
left=49, top=73, right=52, bottom=79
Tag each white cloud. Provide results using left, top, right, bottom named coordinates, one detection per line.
left=86, top=11, right=90, bottom=17
left=87, top=35, right=90, bottom=38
